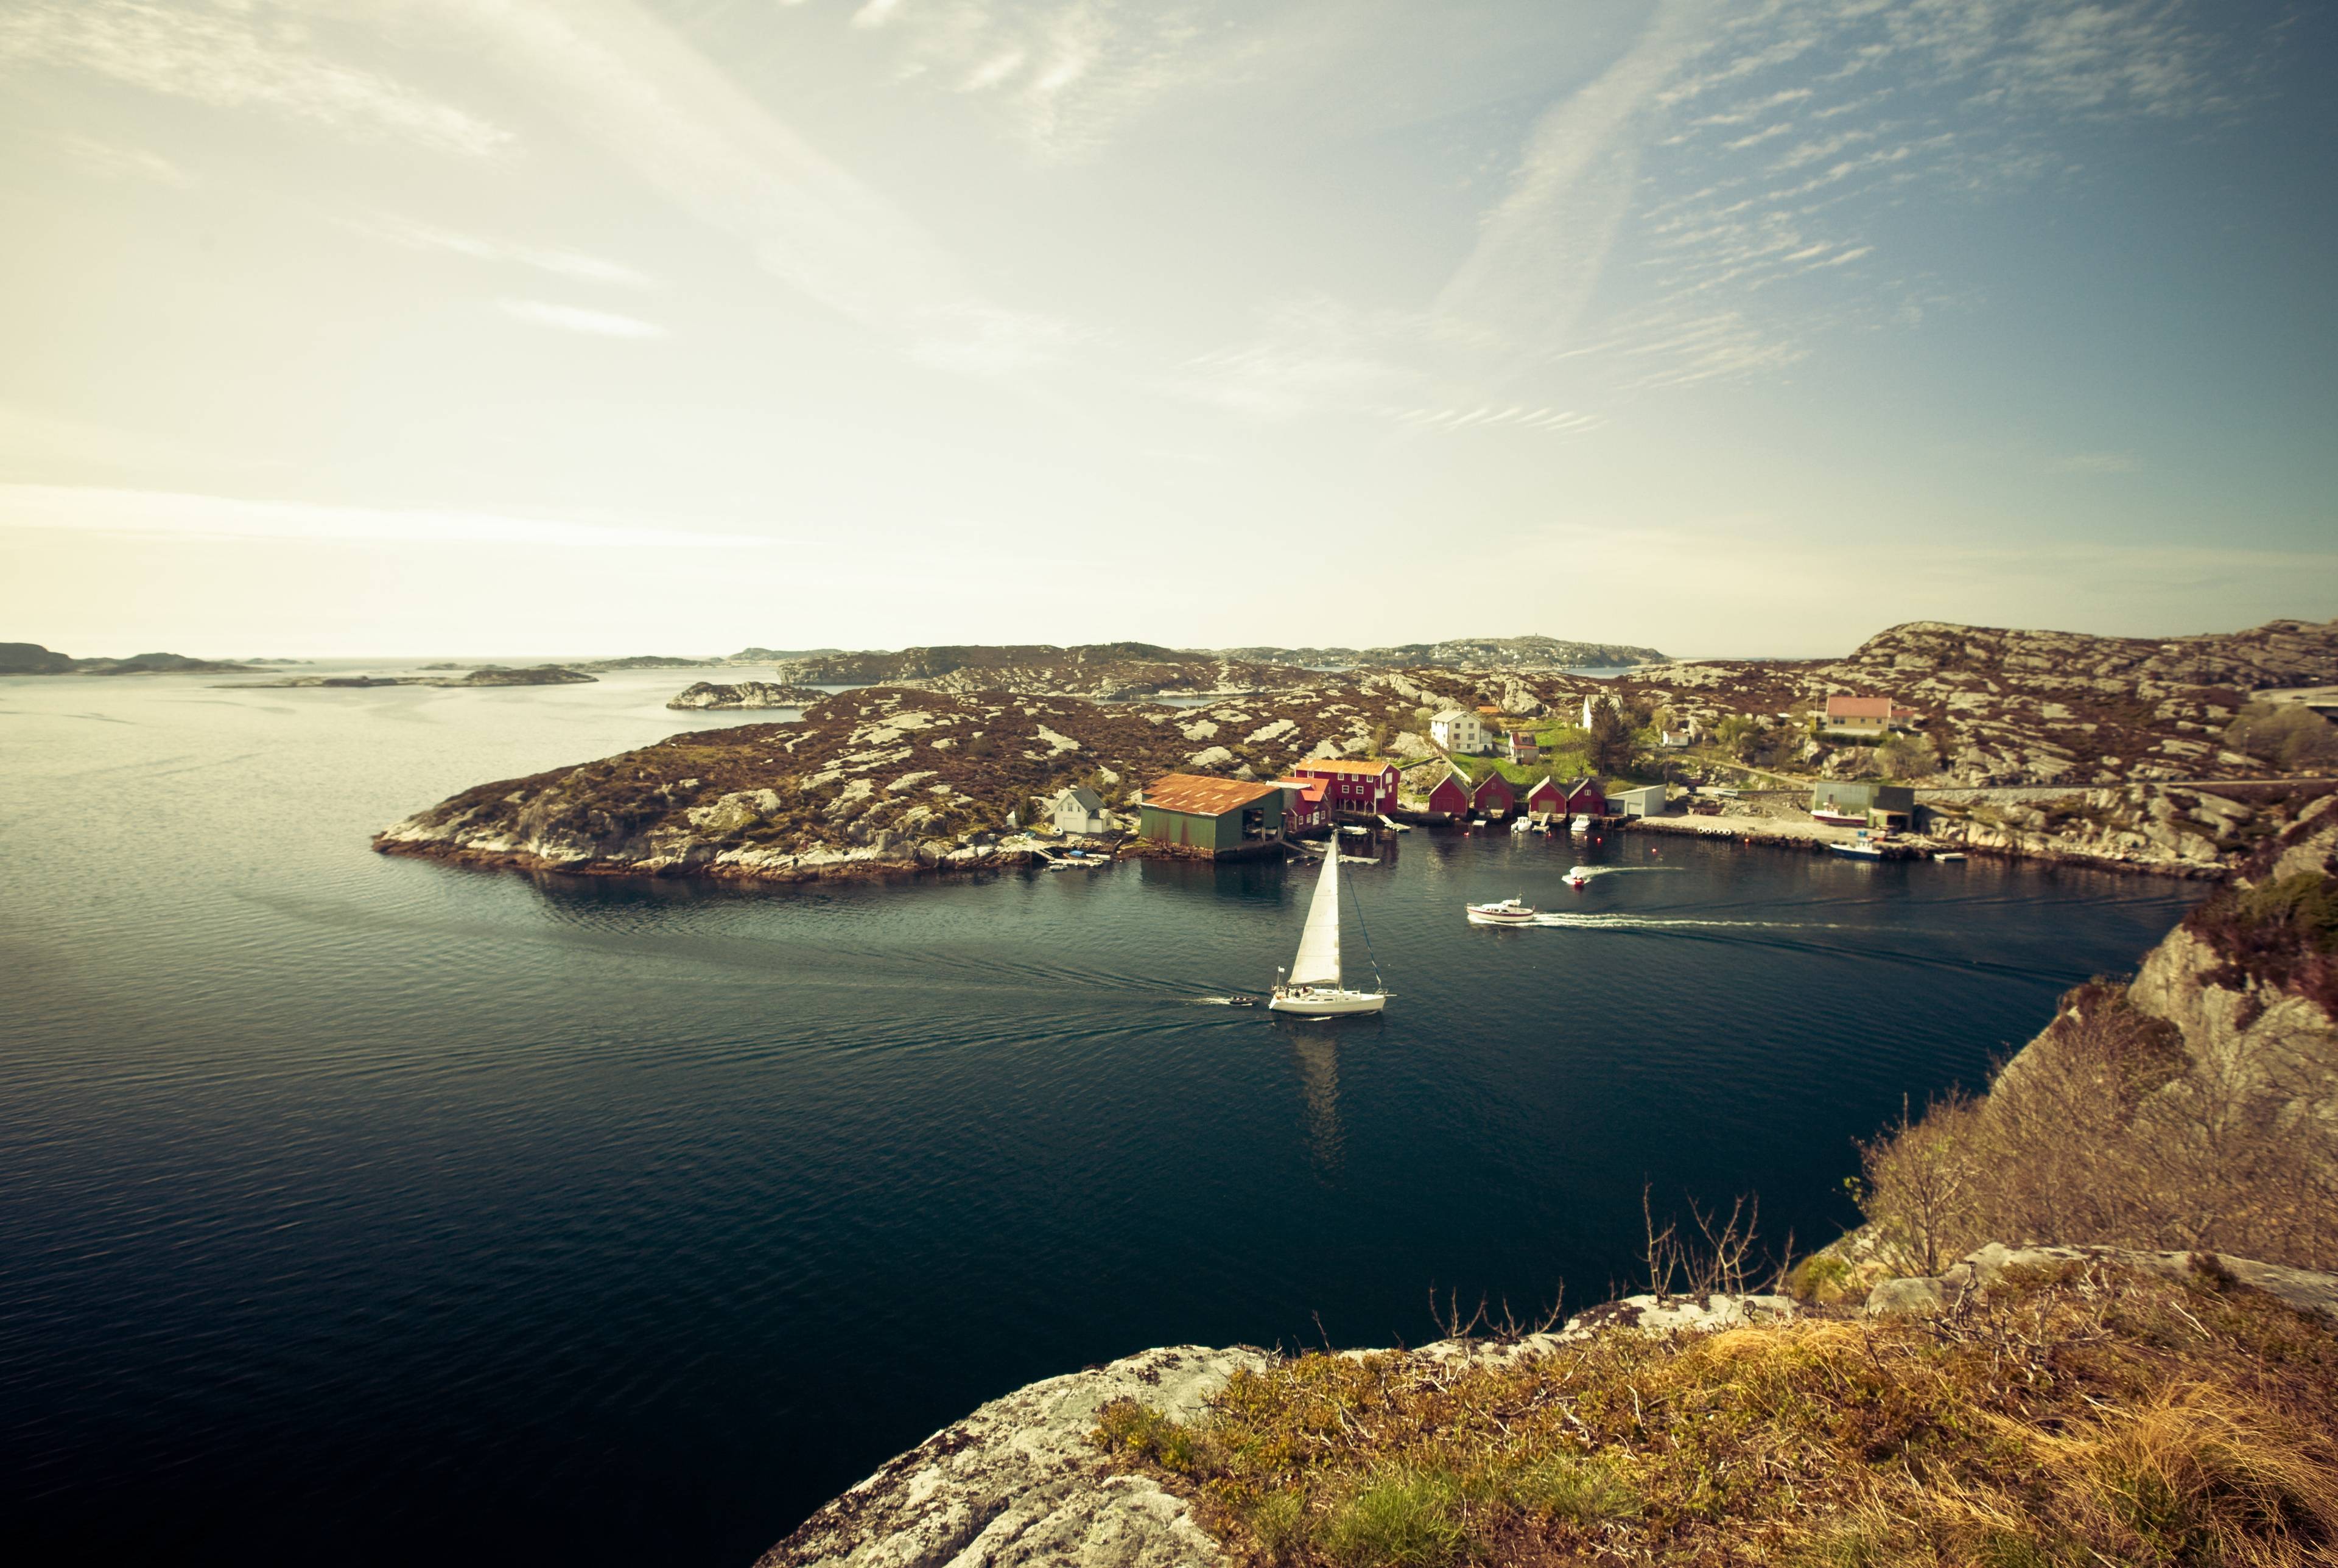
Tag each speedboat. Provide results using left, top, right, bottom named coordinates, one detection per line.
left=1569, top=814, right=1593, bottom=836
left=1466, top=897, right=1539, bottom=926
left=1564, top=867, right=1592, bottom=888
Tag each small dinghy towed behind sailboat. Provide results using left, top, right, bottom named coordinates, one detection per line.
left=1270, top=822, right=1389, bottom=1016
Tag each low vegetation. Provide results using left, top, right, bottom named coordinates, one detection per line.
left=1097, top=1256, right=2338, bottom=1567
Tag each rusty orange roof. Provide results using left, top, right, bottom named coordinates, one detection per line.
left=1143, top=772, right=1284, bottom=816
left=1291, top=757, right=1395, bottom=775
left=1826, top=695, right=1895, bottom=719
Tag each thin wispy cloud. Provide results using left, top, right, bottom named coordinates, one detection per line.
left=49, top=132, right=191, bottom=186
left=837, top=0, right=1257, bottom=161
left=0, top=1, right=513, bottom=157
left=427, top=0, right=1070, bottom=374
left=353, top=216, right=652, bottom=290
left=498, top=299, right=667, bottom=339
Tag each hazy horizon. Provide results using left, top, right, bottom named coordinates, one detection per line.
left=5, top=0, right=2334, bottom=658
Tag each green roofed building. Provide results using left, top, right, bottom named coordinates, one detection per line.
left=1137, top=773, right=1285, bottom=856
left=1811, top=780, right=1917, bottom=829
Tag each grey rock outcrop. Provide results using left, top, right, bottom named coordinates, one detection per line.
left=760, top=1345, right=1261, bottom=1568
left=1864, top=1242, right=2338, bottom=1326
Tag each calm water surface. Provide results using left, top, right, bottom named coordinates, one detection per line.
left=0, top=671, right=2199, bottom=1565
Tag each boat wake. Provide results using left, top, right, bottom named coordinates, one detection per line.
left=1531, top=911, right=1852, bottom=931
left=1565, top=864, right=1683, bottom=878
left=1188, top=994, right=1262, bottom=1007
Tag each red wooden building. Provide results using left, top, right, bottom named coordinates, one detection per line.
left=1424, top=768, right=1471, bottom=817
left=1290, top=757, right=1403, bottom=815
left=1470, top=772, right=1517, bottom=818
left=1274, top=776, right=1330, bottom=833
left=1564, top=778, right=1607, bottom=816
left=1523, top=776, right=1565, bottom=816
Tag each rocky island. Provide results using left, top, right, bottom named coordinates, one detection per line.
left=764, top=803, right=2338, bottom=1568
left=666, top=680, right=829, bottom=710
left=234, top=665, right=598, bottom=689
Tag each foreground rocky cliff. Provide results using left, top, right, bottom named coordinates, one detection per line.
left=764, top=1247, right=2338, bottom=1568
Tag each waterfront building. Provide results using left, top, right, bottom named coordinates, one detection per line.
left=1137, top=773, right=1286, bottom=855
left=1524, top=775, right=1567, bottom=817
left=1470, top=771, right=1517, bottom=819
left=1290, top=757, right=1403, bottom=815
left=1423, top=768, right=1472, bottom=817
left=1050, top=785, right=1109, bottom=836
left=1274, top=775, right=1330, bottom=834
left=1612, top=784, right=1668, bottom=817
left=1430, top=708, right=1490, bottom=755
left=1810, top=780, right=1917, bottom=830
left=1564, top=778, right=1609, bottom=816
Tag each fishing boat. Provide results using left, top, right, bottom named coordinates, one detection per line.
left=1509, top=816, right=1531, bottom=835
left=1465, top=896, right=1539, bottom=926
left=1830, top=831, right=1889, bottom=860
left=1269, top=827, right=1390, bottom=1015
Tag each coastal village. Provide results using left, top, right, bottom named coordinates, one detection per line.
left=373, top=617, right=2338, bottom=886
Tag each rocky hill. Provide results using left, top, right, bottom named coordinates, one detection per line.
left=1220, top=634, right=1668, bottom=670
left=766, top=643, right=1311, bottom=701
left=1624, top=617, right=2338, bottom=787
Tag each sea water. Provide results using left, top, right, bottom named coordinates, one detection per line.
left=0, top=670, right=2198, bottom=1564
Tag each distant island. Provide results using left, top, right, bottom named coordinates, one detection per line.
left=1, top=641, right=267, bottom=676
left=233, top=665, right=597, bottom=690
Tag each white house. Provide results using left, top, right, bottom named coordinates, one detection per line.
left=1430, top=708, right=1490, bottom=756
left=1051, top=785, right=1109, bottom=836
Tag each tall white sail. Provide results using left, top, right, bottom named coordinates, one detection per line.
left=1288, top=835, right=1342, bottom=987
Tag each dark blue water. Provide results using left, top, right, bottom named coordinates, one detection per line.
left=0, top=671, right=2197, bottom=1566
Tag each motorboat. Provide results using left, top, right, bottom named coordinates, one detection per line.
left=1569, top=814, right=1593, bottom=835
left=1270, top=825, right=1390, bottom=1016
left=1465, top=897, right=1539, bottom=926
left=1933, top=850, right=1967, bottom=862
left=1563, top=866, right=1593, bottom=888
left=1811, top=807, right=1866, bottom=827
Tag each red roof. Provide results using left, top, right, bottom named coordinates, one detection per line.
left=1825, top=695, right=1895, bottom=719
left=1292, top=758, right=1396, bottom=776
left=1143, top=772, right=1283, bottom=816
left=1274, top=777, right=1329, bottom=802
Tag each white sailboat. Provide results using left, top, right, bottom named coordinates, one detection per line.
left=1269, top=830, right=1389, bottom=1016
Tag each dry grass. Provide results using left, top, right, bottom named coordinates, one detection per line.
left=1095, top=1258, right=2338, bottom=1567
left=1856, top=976, right=2337, bottom=1275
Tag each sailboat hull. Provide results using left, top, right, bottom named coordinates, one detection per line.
left=1268, top=989, right=1388, bottom=1016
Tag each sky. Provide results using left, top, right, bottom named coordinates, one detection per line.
left=1, top=0, right=2333, bottom=660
